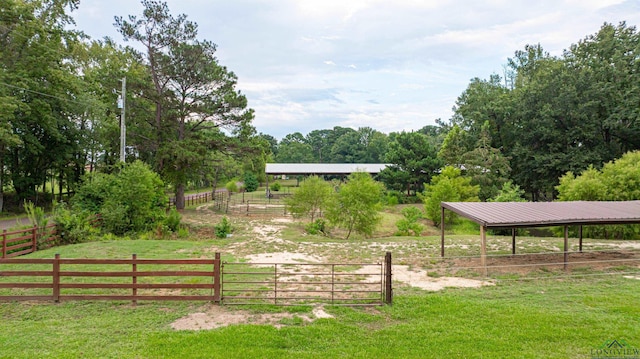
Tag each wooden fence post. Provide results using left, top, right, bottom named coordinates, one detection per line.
left=213, top=252, right=221, bottom=304
left=132, top=254, right=137, bottom=305
left=384, top=252, right=392, bottom=305
left=31, top=226, right=37, bottom=253
left=2, top=229, right=6, bottom=259
left=53, top=254, right=60, bottom=303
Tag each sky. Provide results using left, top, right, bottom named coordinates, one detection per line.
left=72, top=0, right=640, bottom=140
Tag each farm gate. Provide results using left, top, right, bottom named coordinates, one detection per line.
left=0, top=252, right=392, bottom=306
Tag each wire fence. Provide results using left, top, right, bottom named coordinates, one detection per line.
left=213, top=190, right=292, bottom=217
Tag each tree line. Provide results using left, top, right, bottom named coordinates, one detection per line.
left=0, top=0, right=266, bottom=211
left=1, top=0, right=639, bottom=215
left=267, top=22, right=640, bottom=202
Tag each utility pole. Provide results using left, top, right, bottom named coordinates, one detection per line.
left=118, top=77, right=126, bottom=162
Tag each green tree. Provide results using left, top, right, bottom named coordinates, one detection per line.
left=243, top=172, right=259, bottom=192
left=0, top=0, right=87, bottom=204
left=285, top=176, right=332, bottom=221
left=490, top=181, right=526, bottom=202
left=438, top=125, right=469, bottom=168
left=115, top=0, right=254, bottom=210
left=276, top=141, right=314, bottom=163
left=461, top=122, right=511, bottom=201
left=379, top=131, right=441, bottom=196
left=422, top=166, right=479, bottom=226
left=326, top=172, right=384, bottom=239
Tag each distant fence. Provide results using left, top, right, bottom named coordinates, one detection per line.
left=0, top=252, right=392, bottom=305
left=167, top=192, right=214, bottom=210
left=214, top=191, right=292, bottom=217
left=1, top=224, right=58, bottom=259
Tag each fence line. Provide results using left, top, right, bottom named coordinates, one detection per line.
left=0, top=252, right=392, bottom=305
left=168, top=192, right=214, bottom=210
left=1, top=224, right=58, bottom=259
left=214, top=190, right=291, bottom=217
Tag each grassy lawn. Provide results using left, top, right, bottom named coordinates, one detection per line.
left=2, top=211, right=640, bottom=358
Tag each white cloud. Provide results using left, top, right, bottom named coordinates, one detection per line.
left=72, top=0, right=640, bottom=139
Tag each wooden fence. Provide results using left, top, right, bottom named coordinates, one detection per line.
left=1, top=224, right=58, bottom=259
left=0, top=252, right=393, bottom=305
left=168, top=192, right=213, bottom=210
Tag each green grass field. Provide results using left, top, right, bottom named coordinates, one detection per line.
left=1, top=210, right=640, bottom=358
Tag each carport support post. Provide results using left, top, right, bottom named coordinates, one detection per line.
left=511, top=228, right=516, bottom=255
left=440, top=206, right=445, bottom=257
left=563, top=226, right=569, bottom=271
left=579, top=226, right=583, bottom=253
left=480, top=225, right=487, bottom=276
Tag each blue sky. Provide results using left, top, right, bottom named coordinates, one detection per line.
left=72, top=0, right=640, bottom=139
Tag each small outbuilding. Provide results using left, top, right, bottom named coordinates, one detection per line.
left=440, top=201, right=640, bottom=269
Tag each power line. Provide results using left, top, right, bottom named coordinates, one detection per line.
left=0, top=81, right=91, bottom=108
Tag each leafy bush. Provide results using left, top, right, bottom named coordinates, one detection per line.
left=24, top=201, right=49, bottom=249
left=71, top=161, right=168, bottom=236
left=214, top=216, right=233, bottom=238
left=164, top=209, right=182, bottom=232
left=305, top=218, right=328, bottom=235
left=71, top=172, right=114, bottom=213
left=243, top=172, right=259, bottom=192
left=422, top=166, right=479, bottom=226
left=270, top=182, right=281, bottom=192
left=490, top=181, right=526, bottom=202
left=395, top=206, right=424, bottom=236
left=225, top=179, right=239, bottom=193
left=52, top=203, right=99, bottom=245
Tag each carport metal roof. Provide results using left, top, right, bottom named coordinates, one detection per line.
left=439, top=201, right=640, bottom=270
left=441, top=201, right=640, bottom=228
left=265, top=163, right=389, bottom=175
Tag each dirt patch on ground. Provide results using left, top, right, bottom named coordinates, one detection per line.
left=245, top=252, right=322, bottom=263
left=171, top=305, right=333, bottom=330
left=393, top=265, right=494, bottom=290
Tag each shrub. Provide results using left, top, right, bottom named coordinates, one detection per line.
left=243, top=172, right=259, bottom=192
left=71, top=161, right=168, bottom=236
left=225, top=179, right=239, bottom=193
left=395, top=206, right=424, bottom=236
left=270, top=182, right=281, bottom=192
left=24, top=201, right=49, bottom=248
left=422, top=166, right=479, bottom=226
left=215, top=216, right=233, bottom=238
left=164, top=208, right=182, bottom=232
left=52, top=203, right=99, bottom=245
left=305, top=218, right=328, bottom=235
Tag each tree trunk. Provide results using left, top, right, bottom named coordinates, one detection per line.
left=175, top=182, right=185, bottom=210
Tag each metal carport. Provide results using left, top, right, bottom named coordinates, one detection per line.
left=440, top=201, right=640, bottom=270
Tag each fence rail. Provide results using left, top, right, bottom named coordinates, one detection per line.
left=168, top=192, right=214, bottom=210
left=214, top=191, right=291, bottom=217
left=1, top=224, right=58, bottom=259
left=0, top=252, right=392, bottom=305
left=222, top=259, right=389, bottom=306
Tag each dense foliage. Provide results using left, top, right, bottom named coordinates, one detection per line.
left=72, top=161, right=168, bottom=235
left=556, top=151, right=640, bottom=239
left=422, top=167, right=479, bottom=226
left=1, top=0, right=639, bottom=238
